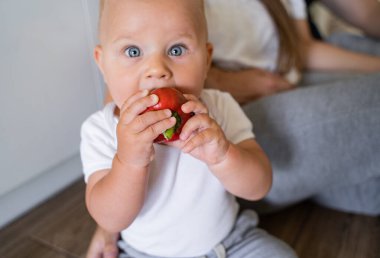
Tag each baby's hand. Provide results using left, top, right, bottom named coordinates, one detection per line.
left=116, top=90, right=176, bottom=167
left=176, top=94, right=230, bottom=166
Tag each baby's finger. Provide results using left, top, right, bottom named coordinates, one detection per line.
left=179, top=113, right=212, bottom=141
left=119, top=94, right=159, bottom=125
left=139, top=116, right=177, bottom=142
left=129, top=109, right=173, bottom=133
left=120, top=90, right=149, bottom=113
left=182, top=129, right=214, bottom=153
left=181, top=99, right=208, bottom=115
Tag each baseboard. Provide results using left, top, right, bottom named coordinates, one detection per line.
left=0, top=154, right=83, bottom=229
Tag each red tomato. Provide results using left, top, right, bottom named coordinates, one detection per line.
left=144, top=87, right=193, bottom=143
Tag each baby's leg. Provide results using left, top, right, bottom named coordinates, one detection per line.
left=242, top=73, right=380, bottom=215
left=222, top=210, right=297, bottom=258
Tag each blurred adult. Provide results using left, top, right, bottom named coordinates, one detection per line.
left=204, top=0, right=380, bottom=214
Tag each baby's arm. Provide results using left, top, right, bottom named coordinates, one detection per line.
left=86, top=164, right=149, bottom=233
left=209, top=139, right=272, bottom=201
left=85, top=90, right=176, bottom=233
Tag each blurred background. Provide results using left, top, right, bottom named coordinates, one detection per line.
left=0, top=0, right=364, bottom=229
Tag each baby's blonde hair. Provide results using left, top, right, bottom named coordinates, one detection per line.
left=99, top=0, right=205, bottom=17
left=98, top=0, right=207, bottom=41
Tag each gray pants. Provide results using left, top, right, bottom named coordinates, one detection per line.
left=241, top=33, right=380, bottom=215
left=118, top=210, right=297, bottom=258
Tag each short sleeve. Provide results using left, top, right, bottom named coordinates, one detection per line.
left=80, top=110, right=117, bottom=182
left=201, top=90, right=254, bottom=145
left=282, top=0, right=307, bottom=20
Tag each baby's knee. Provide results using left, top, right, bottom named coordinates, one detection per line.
left=228, top=227, right=298, bottom=258
left=258, top=231, right=298, bottom=258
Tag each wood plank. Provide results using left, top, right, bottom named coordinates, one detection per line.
left=293, top=205, right=380, bottom=258
left=0, top=180, right=84, bottom=235
left=25, top=180, right=95, bottom=257
left=2, top=179, right=379, bottom=258
left=338, top=214, right=380, bottom=258
left=0, top=236, right=76, bottom=258
left=31, top=199, right=96, bottom=257
left=0, top=180, right=89, bottom=256
left=259, top=201, right=313, bottom=246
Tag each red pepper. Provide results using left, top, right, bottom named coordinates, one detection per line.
left=144, top=87, right=193, bottom=143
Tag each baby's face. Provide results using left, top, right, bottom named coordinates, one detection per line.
left=95, top=0, right=212, bottom=108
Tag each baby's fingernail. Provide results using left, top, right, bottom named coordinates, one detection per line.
left=165, top=109, right=172, bottom=117
left=181, top=103, right=188, bottom=112
left=142, top=89, right=149, bottom=96
left=151, top=94, right=158, bottom=103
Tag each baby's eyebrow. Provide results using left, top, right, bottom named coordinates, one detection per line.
left=112, top=36, right=134, bottom=44
left=170, top=31, right=198, bottom=43
left=175, top=32, right=195, bottom=39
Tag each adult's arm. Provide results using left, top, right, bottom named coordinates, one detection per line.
left=295, top=19, right=380, bottom=72
left=320, top=0, right=380, bottom=39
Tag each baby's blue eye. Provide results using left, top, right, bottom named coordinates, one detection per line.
left=168, top=45, right=186, bottom=56
left=125, top=46, right=141, bottom=57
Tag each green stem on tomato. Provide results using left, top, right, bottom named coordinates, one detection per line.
left=163, top=111, right=181, bottom=140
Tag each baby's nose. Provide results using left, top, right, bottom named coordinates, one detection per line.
left=144, top=55, right=172, bottom=80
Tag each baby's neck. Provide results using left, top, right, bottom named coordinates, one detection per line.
left=114, top=105, right=120, bottom=117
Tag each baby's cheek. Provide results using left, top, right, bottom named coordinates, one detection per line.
left=110, top=88, right=133, bottom=108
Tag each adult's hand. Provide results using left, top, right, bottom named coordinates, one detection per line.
left=86, top=226, right=119, bottom=258
left=206, top=66, right=294, bottom=104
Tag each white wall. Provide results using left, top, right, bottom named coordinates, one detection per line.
left=0, top=0, right=103, bottom=228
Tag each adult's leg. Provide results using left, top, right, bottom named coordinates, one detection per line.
left=313, top=177, right=380, bottom=215
left=305, top=34, right=380, bottom=214
left=241, top=73, right=380, bottom=215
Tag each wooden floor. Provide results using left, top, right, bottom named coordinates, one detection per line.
left=0, top=180, right=379, bottom=258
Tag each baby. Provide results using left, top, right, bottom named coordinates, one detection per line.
left=81, top=0, right=297, bottom=257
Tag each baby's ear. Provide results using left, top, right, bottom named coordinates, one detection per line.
left=205, top=42, right=213, bottom=70
left=94, top=45, right=105, bottom=75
